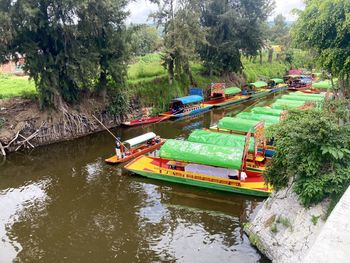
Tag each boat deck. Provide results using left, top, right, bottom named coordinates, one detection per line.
left=125, top=156, right=271, bottom=197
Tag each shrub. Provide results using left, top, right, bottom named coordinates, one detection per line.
left=264, top=100, right=350, bottom=207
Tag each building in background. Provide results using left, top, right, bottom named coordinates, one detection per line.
left=0, top=57, right=25, bottom=75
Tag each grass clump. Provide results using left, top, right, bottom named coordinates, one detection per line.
left=311, top=215, right=320, bottom=226
left=0, top=74, right=37, bottom=99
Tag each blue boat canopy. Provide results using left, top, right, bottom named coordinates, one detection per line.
left=172, top=95, right=203, bottom=105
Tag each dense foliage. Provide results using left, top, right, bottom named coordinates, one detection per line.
left=292, top=0, right=350, bottom=94
left=130, top=25, right=162, bottom=56
left=265, top=102, right=350, bottom=206
left=151, top=0, right=206, bottom=84
left=199, top=0, right=274, bottom=75
left=0, top=0, right=130, bottom=108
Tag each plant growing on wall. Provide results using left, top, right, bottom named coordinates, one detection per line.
left=264, top=101, right=350, bottom=207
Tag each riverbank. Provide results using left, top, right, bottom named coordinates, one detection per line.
left=0, top=96, right=133, bottom=155
left=0, top=53, right=292, bottom=155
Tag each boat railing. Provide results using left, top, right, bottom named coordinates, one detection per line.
left=158, top=166, right=242, bottom=187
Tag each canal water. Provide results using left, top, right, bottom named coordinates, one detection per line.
left=0, top=94, right=282, bottom=263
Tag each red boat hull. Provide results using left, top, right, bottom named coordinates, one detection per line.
left=122, top=116, right=169, bottom=127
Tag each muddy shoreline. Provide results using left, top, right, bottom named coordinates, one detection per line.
left=0, top=97, right=139, bottom=155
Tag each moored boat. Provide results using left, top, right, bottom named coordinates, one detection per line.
left=125, top=138, right=271, bottom=197
left=105, top=132, right=165, bottom=164
left=122, top=116, right=170, bottom=127
left=159, top=95, right=212, bottom=119
left=203, top=83, right=250, bottom=108
left=268, top=78, right=288, bottom=92
left=243, top=81, right=271, bottom=99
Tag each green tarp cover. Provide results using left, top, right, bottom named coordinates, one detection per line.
left=225, top=87, right=241, bottom=95
left=251, top=107, right=283, bottom=116
left=270, top=78, right=284, bottom=84
left=160, top=139, right=243, bottom=169
left=312, top=80, right=332, bottom=89
left=237, top=112, right=280, bottom=124
left=218, top=117, right=260, bottom=133
left=281, top=95, right=324, bottom=102
left=271, top=99, right=305, bottom=109
left=294, top=92, right=325, bottom=98
left=250, top=81, right=268, bottom=88
left=188, top=129, right=255, bottom=152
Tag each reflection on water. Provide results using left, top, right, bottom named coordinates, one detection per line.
left=0, top=94, right=283, bottom=262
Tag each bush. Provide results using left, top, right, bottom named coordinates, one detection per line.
left=264, top=100, right=350, bottom=207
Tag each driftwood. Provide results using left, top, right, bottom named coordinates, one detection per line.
left=0, top=121, right=46, bottom=156
left=0, top=142, right=5, bottom=157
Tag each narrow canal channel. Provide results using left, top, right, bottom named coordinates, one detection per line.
left=0, top=94, right=283, bottom=262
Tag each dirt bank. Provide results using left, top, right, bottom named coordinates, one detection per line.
left=0, top=96, right=141, bottom=155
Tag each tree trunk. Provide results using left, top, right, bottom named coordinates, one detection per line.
left=184, top=61, right=194, bottom=85
left=268, top=48, right=273, bottom=64
left=168, top=59, right=174, bottom=85
left=259, top=49, right=263, bottom=65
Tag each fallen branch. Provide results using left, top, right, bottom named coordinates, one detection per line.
left=0, top=141, right=6, bottom=156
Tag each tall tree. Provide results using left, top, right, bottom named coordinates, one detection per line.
left=292, top=0, right=350, bottom=96
left=130, top=24, right=162, bottom=56
left=0, top=0, right=130, bottom=108
left=270, top=14, right=289, bottom=44
left=199, top=0, right=274, bottom=76
left=151, top=0, right=206, bottom=84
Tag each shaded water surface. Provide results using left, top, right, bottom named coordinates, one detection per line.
left=0, top=95, right=282, bottom=262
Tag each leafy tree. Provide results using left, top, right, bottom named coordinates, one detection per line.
left=130, top=24, right=162, bottom=56
left=292, top=0, right=350, bottom=96
left=270, top=14, right=289, bottom=44
left=264, top=101, right=350, bottom=206
left=151, top=0, right=206, bottom=84
left=0, top=0, right=130, bottom=108
left=199, top=0, right=274, bottom=75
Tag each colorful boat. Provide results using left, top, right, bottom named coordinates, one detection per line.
left=203, top=83, right=250, bottom=108
left=286, top=74, right=312, bottom=91
left=122, top=116, right=170, bottom=127
left=125, top=138, right=271, bottom=197
left=105, top=132, right=165, bottom=164
left=160, top=95, right=212, bottom=119
left=268, top=78, right=288, bottom=92
left=243, top=81, right=271, bottom=99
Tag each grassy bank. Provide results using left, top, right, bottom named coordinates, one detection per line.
left=0, top=52, right=303, bottom=112
left=0, top=74, right=37, bottom=99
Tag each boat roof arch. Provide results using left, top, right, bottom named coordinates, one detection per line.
left=270, top=78, right=284, bottom=84
left=123, top=132, right=157, bottom=147
left=249, top=81, right=268, bottom=88
left=171, top=95, right=203, bottom=105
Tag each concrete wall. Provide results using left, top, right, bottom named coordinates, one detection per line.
left=303, top=186, right=350, bottom=263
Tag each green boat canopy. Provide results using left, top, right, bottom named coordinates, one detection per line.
left=270, top=78, right=284, bottom=84
left=160, top=139, right=243, bottom=170
left=294, top=92, right=325, bottom=98
left=218, top=117, right=261, bottom=133
left=251, top=107, right=283, bottom=116
left=237, top=112, right=280, bottom=124
left=224, top=87, right=241, bottom=95
left=312, top=80, right=333, bottom=89
left=271, top=99, right=305, bottom=110
left=281, top=95, right=324, bottom=102
left=188, top=129, right=255, bottom=152
left=250, top=81, right=268, bottom=88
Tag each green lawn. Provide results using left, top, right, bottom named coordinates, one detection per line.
left=0, top=52, right=297, bottom=100
left=0, top=74, right=37, bottom=99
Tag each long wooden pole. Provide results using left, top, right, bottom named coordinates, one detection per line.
left=92, top=115, right=118, bottom=140
left=92, top=115, right=129, bottom=151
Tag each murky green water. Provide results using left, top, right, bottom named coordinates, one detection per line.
left=0, top=94, right=282, bottom=263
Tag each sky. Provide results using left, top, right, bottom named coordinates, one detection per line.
left=127, top=0, right=305, bottom=24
